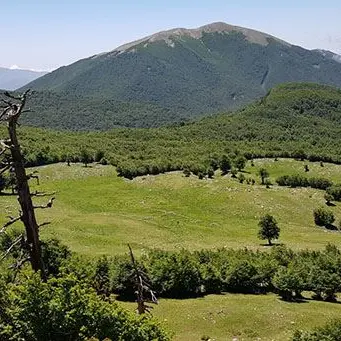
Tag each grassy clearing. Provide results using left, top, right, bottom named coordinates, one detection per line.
left=121, top=293, right=341, bottom=341
left=1, top=159, right=341, bottom=256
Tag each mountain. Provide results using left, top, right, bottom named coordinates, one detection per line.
left=314, top=49, right=341, bottom=63
left=21, top=22, right=341, bottom=130
left=0, top=67, right=47, bottom=90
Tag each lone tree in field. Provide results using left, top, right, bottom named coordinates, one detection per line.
left=258, top=168, right=269, bottom=185
left=0, top=90, right=54, bottom=277
left=258, top=214, right=280, bottom=246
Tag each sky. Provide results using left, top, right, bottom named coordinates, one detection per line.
left=1, top=0, right=341, bottom=71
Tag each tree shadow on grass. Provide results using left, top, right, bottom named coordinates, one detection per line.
left=259, top=242, right=285, bottom=247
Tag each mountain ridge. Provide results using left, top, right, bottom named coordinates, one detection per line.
left=0, top=67, right=47, bottom=90
left=20, top=22, right=341, bottom=130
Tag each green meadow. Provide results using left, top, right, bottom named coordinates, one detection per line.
left=1, top=159, right=341, bottom=340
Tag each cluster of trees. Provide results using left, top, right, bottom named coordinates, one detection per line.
left=0, top=238, right=170, bottom=341
left=276, top=174, right=333, bottom=190
left=5, top=238, right=337, bottom=304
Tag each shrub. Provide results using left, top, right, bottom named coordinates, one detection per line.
left=0, top=273, right=170, bottom=341
left=326, top=185, right=341, bottom=201
left=313, top=207, right=335, bottom=227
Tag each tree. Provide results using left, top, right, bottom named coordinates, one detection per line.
left=238, top=173, right=245, bottom=183
left=80, top=149, right=92, bottom=167
left=219, top=155, right=231, bottom=175
left=258, top=214, right=280, bottom=245
left=258, top=168, right=269, bottom=185
left=234, top=156, right=247, bottom=171
left=0, top=90, right=54, bottom=276
left=313, top=207, right=335, bottom=227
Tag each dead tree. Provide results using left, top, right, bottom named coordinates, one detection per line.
left=128, top=244, right=158, bottom=314
left=0, top=90, right=53, bottom=277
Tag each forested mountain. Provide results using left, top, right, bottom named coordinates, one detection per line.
left=0, top=67, right=47, bottom=90
left=21, top=22, right=341, bottom=130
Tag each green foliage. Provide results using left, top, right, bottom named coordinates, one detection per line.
left=80, top=149, right=92, bottom=167
left=93, top=256, right=111, bottom=297
left=313, top=207, right=335, bottom=227
left=273, top=265, right=305, bottom=301
left=292, top=320, right=341, bottom=341
left=41, top=238, right=72, bottom=277
left=326, top=185, right=341, bottom=201
left=258, top=168, right=269, bottom=185
left=258, top=214, right=280, bottom=245
left=233, top=155, right=247, bottom=171
left=146, top=250, right=202, bottom=298
left=0, top=273, right=170, bottom=341
left=276, top=175, right=332, bottom=190
left=219, top=155, right=231, bottom=175
left=2, top=83, right=341, bottom=179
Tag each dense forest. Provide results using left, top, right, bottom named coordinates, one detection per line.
left=1, top=83, right=341, bottom=179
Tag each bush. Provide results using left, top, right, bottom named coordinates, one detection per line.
left=313, top=207, right=335, bottom=227
left=0, top=273, right=170, bottom=341
left=292, top=319, right=341, bottom=341
left=41, top=238, right=72, bottom=277
left=147, top=250, right=202, bottom=298
left=326, top=185, right=341, bottom=201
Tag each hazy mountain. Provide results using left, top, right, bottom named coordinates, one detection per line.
left=0, top=67, right=47, bottom=90
left=21, top=22, right=341, bottom=130
left=314, top=49, right=341, bottom=63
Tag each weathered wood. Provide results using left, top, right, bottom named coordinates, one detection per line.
left=1, top=90, right=45, bottom=276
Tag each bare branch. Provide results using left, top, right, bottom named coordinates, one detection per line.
left=27, top=173, right=39, bottom=185
left=38, top=222, right=51, bottom=228
left=31, top=190, right=56, bottom=197
left=34, top=197, right=55, bottom=209
left=0, top=164, right=10, bottom=175
left=0, top=234, right=24, bottom=261
left=0, top=215, right=22, bottom=234
left=21, top=109, right=33, bottom=114
left=3, top=91, right=21, bottom=101
left=10, top=256, right=30, bottom=270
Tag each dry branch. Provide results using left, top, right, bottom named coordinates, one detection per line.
left=0, top=234, right=24, bottom=261
left=34, top=197, right=55, bottom=209
left=0, top=215, right=22, bottom=234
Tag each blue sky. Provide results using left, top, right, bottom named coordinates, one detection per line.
left=1, top=0, right=341, bottom=71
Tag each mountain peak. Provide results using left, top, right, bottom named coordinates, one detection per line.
left=113, top=21, right=290, bottom=53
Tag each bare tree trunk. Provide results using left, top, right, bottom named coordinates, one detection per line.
left=1, top=90, right=45, bottom=276
left=7, top=120, right=43, bottom=272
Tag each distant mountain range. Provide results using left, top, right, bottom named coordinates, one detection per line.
left=20, top=22, right=341, bottom=130
left=0, top=67, right=47, bottom=90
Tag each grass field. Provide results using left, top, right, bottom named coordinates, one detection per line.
left=1, top=158, right=341, bottom=340
left=121, top=293, right=341, bottom=341
left=1, top=158, right=341, bottom=255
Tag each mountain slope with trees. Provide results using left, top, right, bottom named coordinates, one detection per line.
left=1, top=83, right=340, bottom=175
left=20, top=22, right=341, bottom=130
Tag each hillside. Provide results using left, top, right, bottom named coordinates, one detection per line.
left=21, top=22, right=341, bottom=130
left=0, top=67, right=47, bottom=90
left=1, top=83, right=339, bottom=173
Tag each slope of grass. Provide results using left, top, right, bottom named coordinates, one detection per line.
left=121, top=293, right=341, bottom=341
left=1, top=159, right=341, bottom=256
